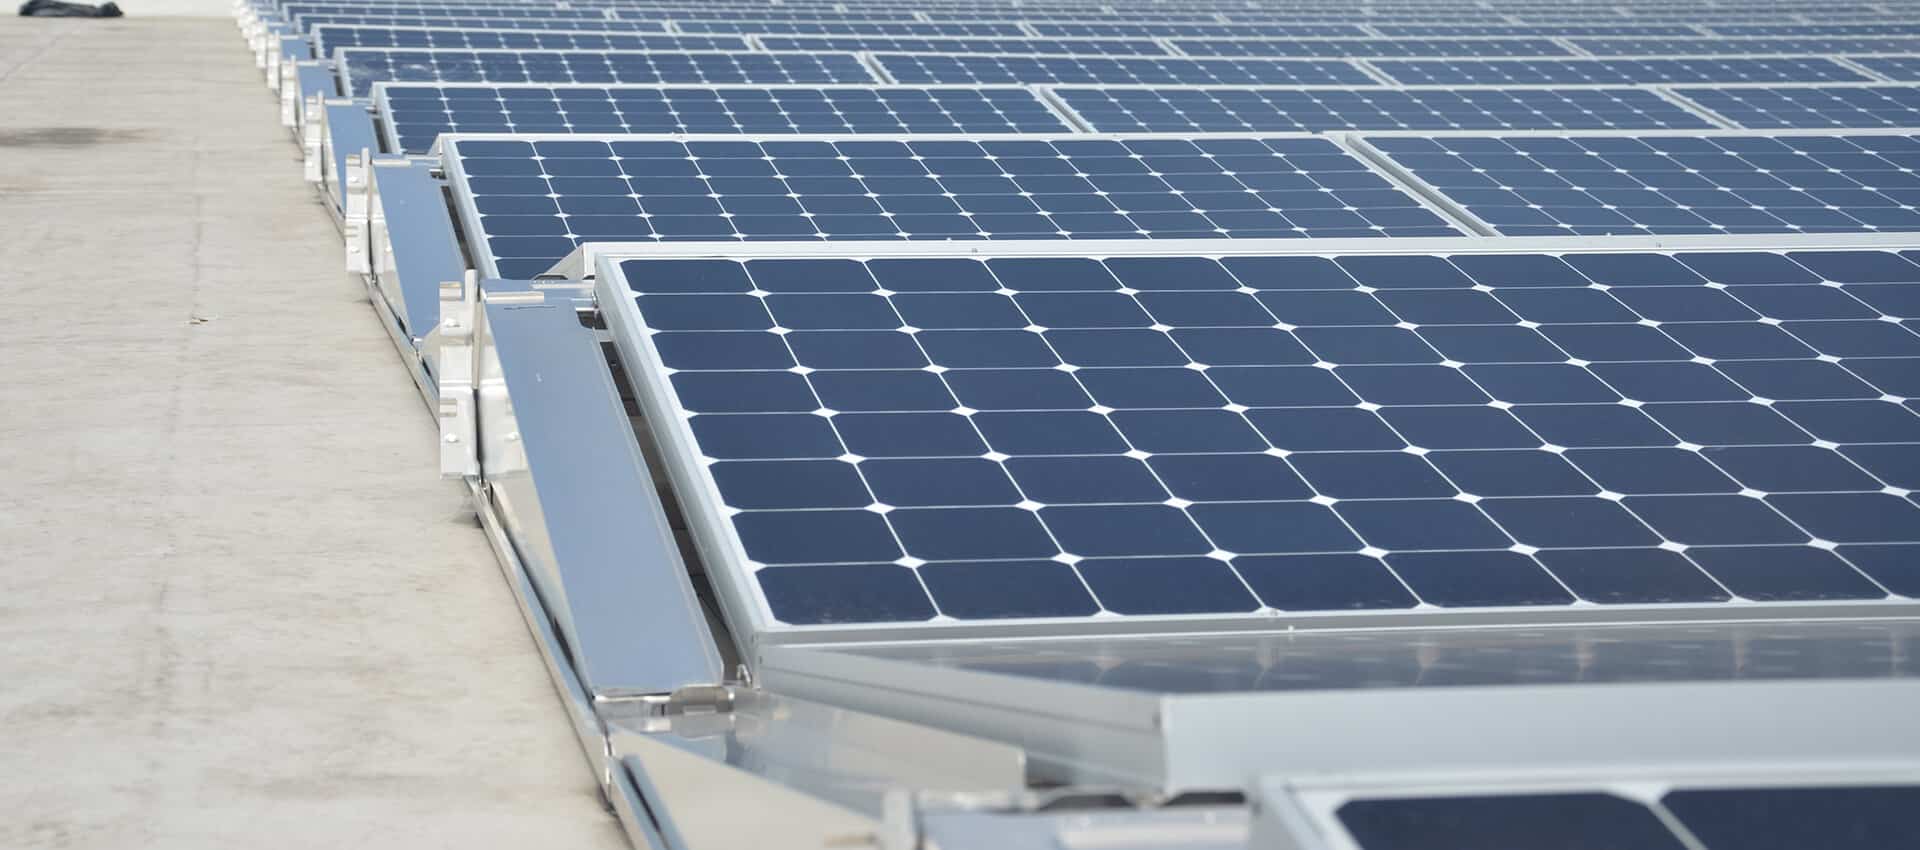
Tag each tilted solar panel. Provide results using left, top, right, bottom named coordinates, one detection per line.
left=671, top=20, right=1027, bottom=36
left=1573, top=37, right=1920, bottom=55
left=1049, top=86, right=1715, bottom=133
left=311, top=25, right=748, bottom=54
left=1370, top=57, right=1872, bottom=86
left=755, top=35, right=1171, bottom=56
left=1169, top=37, right=1574, bottom=58
left=1847, top=55, right=1920, bottom=80
left=872, top=53, right=1378, bottom=85
left=375, top=83, right=1073, bottom=154
left=1366, top=133, right=1920, bottom=236
left=1674, top=85, right=1920, bottom=129
left=1339, top=785, right=1920, bottom=850
left=598, top=244, right=1920, bottom=630
left=441, top=134, right=1463, bottom=277
left=336, top=48, right=877, bottom=96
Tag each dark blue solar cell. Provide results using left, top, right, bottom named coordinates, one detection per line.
left=1171, top=328, right=1315, bottom=365
left=890, top=508, right=1057, bottom=560
left=943, top=369, right=1091, bottom=411
left=1664, top=785, right=1920, bottom=850
left=869, top=258, right=1001, bottom=292
left=1540, top=325, right=1690, bottom=362
left=892, top=293, right=1029, bottom=329
left=1043, top=329, right=1185, bottom=366
left=1188, top=502, right=1362, bottom=554
left=1105, top=257, right=1241, bottom=291
left=918, top=330, right=1059, bottom=368
left=1660, top=322, right=1816, bottom=359
left=1644, top=401, right=1808, bottom=445
left=1235, top=553, right=1418, bottom=610
left=787, top=330, right=927, bottom=369
left=918, top=561, right=1100, bottom=619
left=1109, top=409, right=1268, bottom=453
left=735, top=509, right=901, bottom=564
left=1626, top=494, right=1809, bottom=545
left=1042, top=505, right=1212, bottom=557
left=987, top=258, right=1123, bottom=292
left=1566, top=448, right=1739, bottom=494
left=1685, top=546, right=1888, bottom=600
left=1258, top=291, right=1396, bottom=326
left=1787, top=250, right=1920, bottom=282
left=1537, top=548, right=1731, bottom=603
left=1719, top=361, right=1878, bottom=401
left=1017, top=292, right=1153, bottom=328
left=835, top=412, right=985, bottom=457
left=1677, top=251, right=1823, bottom=284
left=1005, top=456, right=1167, bottom=504
left=1076, top=557, right=1261, bottom=615
left=1387, top=551, right=1575, bottom=606
left=1246, top=408, right=1405, bottom=451
left=1591, top=363, right=1748, bottom=403
left=1609, top=287, right=1756, bottom=321
left=1338, top=365, right=1490, bottom=405
left=691, top=413, right=842, bottom=459
left=744, top=258, right=876, bottom=292
left=637, top=294, right=771, bottom=330
left=1839, top=545, right=1920, bottom=596
left=766, top=294, right=900, bottom=329
left=1429, top=450, right=1594, bottom=497
left=1136, top=292, right=1274, bottom=327
left=1221, top=255, right=1359, bottom=290
left=1776, top=400, right=1920, bottom=443
left=1208, top=365, right=1357, bottom=406
left=973, top=411, right=1127, bottom=455
left=1771, top=492, right=1920, bottom=543
left=708, top=460, right=871, bottom=509
left=1467, top=364, right=1621, bottom=404
left=654, top=331, right=795, bottom=370
left=758, top=564, right=934, bottom=624
left=1783, top=321, right=1920, bottom=358
left=1336, top=255, right=1474, bottom=289
left=1447, top=253, right=1590, bottom=287
left=1382, top=406, right=1542, bottom=449
left=1483, top=497, right=1661, bottom=547
left=809, top=370, right=955, bottom=412
left=623, top=259, right=752, bottom=292
left=1149, top=454, right=1312, bottom=501
left=861, top=458, right=1019, bottom=508
left=1337, top=793, right=1684, bottom=850
left=1290, top=452, right=1456, bottom=499
left=1335, top=500, right=1511, bottom=550
left=1493, top=288, right=1639, bottom=323
left=1842, top=444, right=1920, bottom=488
left=1077, top=367, right=1227, bottom=408
left=1297, top=327, right=1441, bottom=364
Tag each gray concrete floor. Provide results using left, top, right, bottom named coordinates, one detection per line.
left=0, top=16, right=628, bottom=850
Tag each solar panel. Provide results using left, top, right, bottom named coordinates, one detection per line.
left=1337, top=785, right=1920, bottom=850
left=1048, top=86, right=1715, bottom=133
left=441, top=134, right=1463, bottom=277
left=1847, top=56, right=1920, bottom=81
left=1364, top=132, right=1920, bottom=236
left=1675, top=85, right=1920, bottom=129
left=337, top=48, right=877, bottom=97
left=1370, top=57, right=1872, bottom=85
left=1574, top=37, right=1920, bottom=55
left=755, top=35, right=1170, bottom=56
left=1371, top=24, right=1703, bottom=36
left=598, top=243, right=1920, bottom=631
left=872, top=53, right=1379, bottom=85
left=1028, top=22, right=1368, bottom=37
left=1708, top=23, right=1920, bottom=35
left=672, top=20, right=1028, bottom=36
left=1169, top=37, right=1575, bottom=58
left=290, top=14, right=669, bottom=34
left=374, top=83, right=1073, bottom=155
left=312, top=25, right=749, bottom=55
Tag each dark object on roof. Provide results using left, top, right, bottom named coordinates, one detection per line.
left=18, top=0, right=122, bottom=16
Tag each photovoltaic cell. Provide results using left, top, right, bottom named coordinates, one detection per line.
left=756, top=35, right=1171, bottom=55
left=376, top=84, right=1072, bottom=154
left=1370, top=57, right=1870, bottom=85
left=1051, top=87, right=1714, bottom=133
left=1709, top=24, right=1920, bottom=35
left=1674, top=86, right=1920, bottom=129
left=337, top=48, right=876, bottom=96
left=1335, top=785, right=1920, bottom=850
left=1169, top=37, right=1574, bottom=58
left=448, top=135, right=1460, bottom=277
left=1848, top=56, right=1920, bottom=81
left=610, top=247, right=1920, bottom=628
left=672, top=20, right=1027, bottom=36
left=1368, top=133, right=1920, bottom=235
left=1373, top=24, right=1703, bottom=36
left=1029, top=22, right=1368, bottom=37
left=872, top=53, right=1378, bottom=85
left=312, top=25, right=748, bottom=54
left=1573, top=36, right=1920, bottom=55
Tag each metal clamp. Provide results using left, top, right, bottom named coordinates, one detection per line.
left=342, top=150, right=370, bottom=274
left=299, top=94, right=323, bottom=182
left=427, top=271, right=480, bottom=479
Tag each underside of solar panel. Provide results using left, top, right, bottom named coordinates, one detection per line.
left=237, top=0, right=1920, bottom=843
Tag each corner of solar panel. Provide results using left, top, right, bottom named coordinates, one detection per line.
left=247, top=0, right=1920, bottom=844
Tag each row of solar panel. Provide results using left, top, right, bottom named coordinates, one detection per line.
left=334, top=49, right=1920, bottom=95
left=305, top=25, right=1920, bottom=60
left=372, top=82, right=1920, bottom=155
